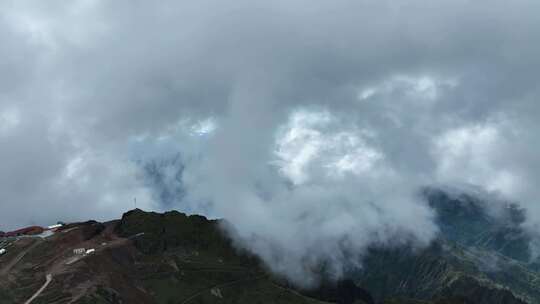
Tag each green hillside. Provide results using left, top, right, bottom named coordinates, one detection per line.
left=1, top=199, right=538, bottom=303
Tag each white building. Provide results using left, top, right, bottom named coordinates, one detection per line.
left=47, top=224, right=63, bottom=230
left=85, top=249, right=95, bottom=255
left=0, top=248, right=6, bottom=255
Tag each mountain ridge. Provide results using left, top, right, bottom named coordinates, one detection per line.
left=1, top=191, right=539, bottom=303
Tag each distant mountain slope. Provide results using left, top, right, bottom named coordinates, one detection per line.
left=349, top=188, right=540, bottom=304
left=353, top=241, right=533, bottom=304
left=425, top=188, right=531, bottom=262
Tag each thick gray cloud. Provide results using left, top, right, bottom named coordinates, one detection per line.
left=1, top=0, right=540, bottom=284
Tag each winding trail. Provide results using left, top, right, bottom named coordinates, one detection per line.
left=0, top=239, right=41, bottom=276
left=24, top=274, right=52, bottom=304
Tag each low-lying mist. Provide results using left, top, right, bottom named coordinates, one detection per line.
left=1, top=0, right=540, bottom=285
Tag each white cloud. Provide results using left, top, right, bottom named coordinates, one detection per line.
left=190, top=117, right=217, bottom=136
left=274, top=110, right=384, bottom=184
left=432, top=123, right=522, bottom=197
left=0, top=107, right=20, bottom=136
left=1, top=0, right=540, bottom=285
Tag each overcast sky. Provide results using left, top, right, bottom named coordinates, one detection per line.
left=1, top=0, right=540, bottom=283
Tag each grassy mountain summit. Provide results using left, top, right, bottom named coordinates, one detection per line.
left=0, top=209, right=362, bottom=304
left=1, top=193, right=539, bottom=303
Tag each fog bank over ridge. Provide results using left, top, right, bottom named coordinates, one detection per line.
left=1, top=0, right=540, bottom=283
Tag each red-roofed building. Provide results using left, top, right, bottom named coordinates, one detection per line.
left=4, top=226, right=44, bottom=237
